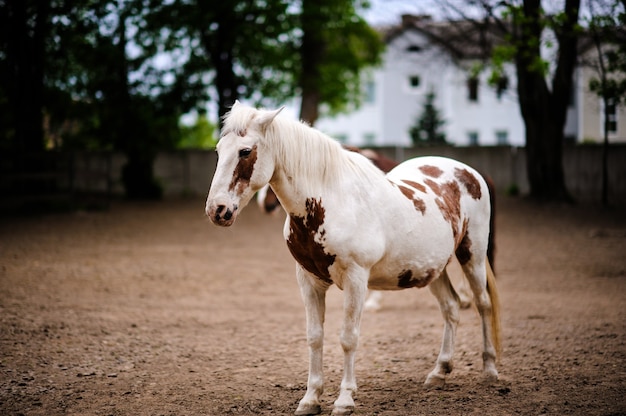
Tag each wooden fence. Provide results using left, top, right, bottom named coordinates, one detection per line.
left=2, top=144, right=625, bottom=211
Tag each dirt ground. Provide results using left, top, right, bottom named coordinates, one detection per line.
left=1, top=196, right=625, bottom=416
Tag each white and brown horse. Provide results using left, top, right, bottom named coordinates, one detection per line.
left=257, top=146, right=497, bottom=312
left=206, top=102, right=501, bottom=415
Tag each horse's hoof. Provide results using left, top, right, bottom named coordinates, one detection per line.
left=295, top=403, right=321, bottom=415
left=332, top=405, right=355, bottom=416
left=424, top=373, right=446, bottom=389
left=481, top=370, right=499, bottom=384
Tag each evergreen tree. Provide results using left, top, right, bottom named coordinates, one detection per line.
left=409, top=90, right=447, bottom=145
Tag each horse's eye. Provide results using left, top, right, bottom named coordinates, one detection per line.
left=239, top=148, right=252, bottom=158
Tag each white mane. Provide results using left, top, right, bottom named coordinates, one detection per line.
left=223, top=105, right=385, bottom=192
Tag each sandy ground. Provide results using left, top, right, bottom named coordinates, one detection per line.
left=1, top=196, right=625, bottom=416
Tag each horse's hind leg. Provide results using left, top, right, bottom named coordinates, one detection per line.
left=447, top=257, right=472, bottom=309
left=462, top=257, right=500, bottom=381
left=425, top=268, right=461, bottom=388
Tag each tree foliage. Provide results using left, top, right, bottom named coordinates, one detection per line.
left=0, top=0, right=383, bottom=198
left=144, top=0, right=298, bottom=121
left=299, top=0, right=384, bottom=124
left=178, top=114, right=218, bottom=149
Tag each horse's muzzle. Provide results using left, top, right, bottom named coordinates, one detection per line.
left=206, top=203, right=238, bottom=227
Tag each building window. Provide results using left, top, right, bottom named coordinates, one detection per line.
left=496, top=76, right=508, bottom=100
left=364, top=81, right=375, bottom=104
left=467, top=77, right=479, bottom=102
left=467, top=131, right=479, bottom=145
left=406, top=44, right=422, bottom=53
left=495, top=130, right=508, bottom=145
left=605, top=98, right=617, bottom=133
left=409, top=75, right=421, bottom=89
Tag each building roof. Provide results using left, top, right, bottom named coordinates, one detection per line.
left=383, top=14, right=509, bottom=62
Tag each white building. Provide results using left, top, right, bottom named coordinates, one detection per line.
left=571, top=41, right=626, bottom=144
left=315, top=15, right=625, bottom=147
left=316, top=15, right=525, bottom=147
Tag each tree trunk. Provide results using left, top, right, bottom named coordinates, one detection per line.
left=298, top=0, right=326, bottom=125
left=212, top=46, right=238, bottom=122
left=602, top=98, right=609, bottom=206
left=204, top=7, right=239, bottom=124
left=116, top=11, right=160, bottom=200
left=4, top=0, right=48, bottom=153
left=515, top=0, right=579, bottom=202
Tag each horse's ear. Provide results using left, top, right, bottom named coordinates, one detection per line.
left=233, top=100, right=240, bottom=107
left=257, top=106, right=284, bottom=130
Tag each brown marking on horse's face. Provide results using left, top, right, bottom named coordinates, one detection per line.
left=396, top=183, right=427, bottom=215
left=455, top=219, right=472, bottom=264
left=398, top=268, right=437, bottom=288
left=228, top=145, right=258, bottom=193
left=402, top=180, right=427, bottom=194
left=419, top=165, right=444, bottom=178
left=286, top=198, right=336, bottom=284
left=424, top=178, right=462, bottom=241
left=454, top=168, right=482, bottom=200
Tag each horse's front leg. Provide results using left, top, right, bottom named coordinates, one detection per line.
left=295, top=265, right=328, bottom=416
left=333, top=266, right=368, bottom=416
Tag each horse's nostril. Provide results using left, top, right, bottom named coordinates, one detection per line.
left=223, top=209, right=233, bottom=221
left=216, top=205, right=225, bottom=215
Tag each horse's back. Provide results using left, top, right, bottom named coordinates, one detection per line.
left=388, top=156, right=490, bottom=208
left=389, top=156, right=483, bottom=183
left=386, top=155, right=492, bottom=256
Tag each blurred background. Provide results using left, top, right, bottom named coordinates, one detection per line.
left=1, top=0, right=625, bottom=210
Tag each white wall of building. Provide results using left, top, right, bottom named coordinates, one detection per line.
left=316, top=27, right=527, bottom=147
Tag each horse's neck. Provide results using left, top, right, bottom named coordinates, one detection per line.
left=269, top=169, right=321, bottom=216
left=266, top=121, right=344, bottom=215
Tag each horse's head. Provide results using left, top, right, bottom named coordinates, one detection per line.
left=206, top=101, right=284, bottom=226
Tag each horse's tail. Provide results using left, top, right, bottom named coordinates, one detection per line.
left=486, top=259, right=502, bottom=359
left=484, top=174, right=496, bottom=271
left=483, top=173, right=501, bottom=358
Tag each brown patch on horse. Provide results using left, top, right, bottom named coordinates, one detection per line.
left=419, top=165, right=444, bottom=178
left=425, top=178, right=462, bottom=241
left=398, top=269, right=437, bottom=288
left=229, top=145, right=258, bottom=192
left=402, top=180, right=427, bottom=194
left=396, top=184, right=426, bottom=215
left=454, top=168, right=482, bottom=200
left=286, top=198, right=336, bottom=285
